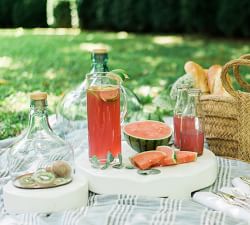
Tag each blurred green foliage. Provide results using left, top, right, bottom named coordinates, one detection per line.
left=217, top=0, right=250, bottom=37
left=77, top=0, right=250, bottom=37
left=0, top=29, right=249, bottom=140
left=54, top=1, right=72, bottom=28
left=12, top=0, right=47, bottom=28
left=0, top=0, right=16, bottom=27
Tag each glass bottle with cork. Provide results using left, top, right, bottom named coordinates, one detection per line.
left=8, top=92, right=74, bottom=189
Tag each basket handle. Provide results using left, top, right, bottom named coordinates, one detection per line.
left=233, top=54, right=250, bottom=92
left=221, top=55, right=250, bottom=97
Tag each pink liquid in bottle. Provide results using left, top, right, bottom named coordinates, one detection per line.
left=87, top=86, right=121, bottom=163
left=173, top=115, right=181, bottom=148
left=180, top=116, right=204, bottom=155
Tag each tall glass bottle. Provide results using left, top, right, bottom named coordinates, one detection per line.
left=180, top=88, right=204, bottom=155
left=89, top=49, right=142, bottom=123
left=8, top=92, right=74, bottom=189
left=173, top=85, right=189, bottom=148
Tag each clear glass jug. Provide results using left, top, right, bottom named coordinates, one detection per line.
left=86, top=72, right=127, bottom=167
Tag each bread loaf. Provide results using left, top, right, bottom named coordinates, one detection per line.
left=184, top=61, right=209, bottom=93
left=207, top=64, right=231, bottom=96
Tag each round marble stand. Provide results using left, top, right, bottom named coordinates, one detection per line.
left=77, top=142, right=218, bottom=200
left=3, top=175, right=88, bottom=213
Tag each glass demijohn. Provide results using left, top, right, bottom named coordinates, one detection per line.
left=180, top=88, right=204, bottom=155
left=173, top=85, right=189, bottom=148
left=56, top=48, right=141, bottom=149
left=8, top=92, right=74, bottom=189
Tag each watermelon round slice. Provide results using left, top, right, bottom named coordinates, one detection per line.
left=155, top=146, right=176, bottom=166
left=123, top=120, right=172, bottom=153
left=176, top=151, right=197, bottom=164
left=131, top=151, right=166, bottom=170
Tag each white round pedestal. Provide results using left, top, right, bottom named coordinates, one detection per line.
left=77, top=142, right=218, bottom=199
left=3, top=175, right=88, bottom=213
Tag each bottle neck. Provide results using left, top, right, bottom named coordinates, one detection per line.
left=27, top=100, right=51, bottom=135
left=174, top=88, right=188, bottom=115
left=90, top=53, right=109, bottom=73
left=184, top=94, right=200, bottom=117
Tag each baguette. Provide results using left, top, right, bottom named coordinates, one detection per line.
left=207, top=65, right=222, bottom=94
left=208, top=64, right=232, bottom=96
left=184, top=61, right=209, bottom=93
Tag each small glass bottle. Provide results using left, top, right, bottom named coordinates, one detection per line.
left=8, top=92, right=74, bottom=189
left=173, top=84, right=189, bottom=148
left=180, top=88, right=204, bottom=155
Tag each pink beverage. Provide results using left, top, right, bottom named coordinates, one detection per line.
left=180, top=116, right=204, bottom=155
left=87, top=85, right=121, bottom=163
left=173, top=115, right=181, bottom=148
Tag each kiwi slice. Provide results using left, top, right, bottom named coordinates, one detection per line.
left=33, top=171, right=55, bottom=186
left=18, top=174, right=36, bottom=188
left=53, top=177, right=72, bottom=186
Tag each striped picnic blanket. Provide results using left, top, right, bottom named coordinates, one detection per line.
left=0, top=119, right=249, bottom=225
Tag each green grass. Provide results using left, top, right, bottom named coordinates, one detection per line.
left=0, top=28, right=249, bottom=140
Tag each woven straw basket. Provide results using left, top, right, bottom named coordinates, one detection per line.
left=199, top=54, right=250, bottom=162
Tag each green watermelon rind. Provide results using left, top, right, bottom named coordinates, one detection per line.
left=123, top=121, right=172, bottom=153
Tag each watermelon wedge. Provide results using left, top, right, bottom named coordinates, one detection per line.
left=131, top=147, right=198, bottom=170
left=156, top=146, right=197, bottom=165
left=130, top=151, right=166, bottom=170
left=176, top=151, right=197, bottom=164
left=155, top=146, right=176, bottom=166
left=123, top=120, right=172, bottom=153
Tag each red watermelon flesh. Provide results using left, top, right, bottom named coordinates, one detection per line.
left=131, top=148, right=198, bottom=170
left=131, top=151, right=167, bottom=170
left=155, top=146, right=176, bottom=166
left=176, top=151, right=197, bottom=164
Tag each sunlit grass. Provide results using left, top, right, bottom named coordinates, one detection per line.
left=0, top=28, right=249, bottom=139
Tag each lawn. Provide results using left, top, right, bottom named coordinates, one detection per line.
left=0, top=28, right=249, bottom=140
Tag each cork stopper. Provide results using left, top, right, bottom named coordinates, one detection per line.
left=92, top=47, right=108, bottom=54
left=30, top=92, right=47, bottom=101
